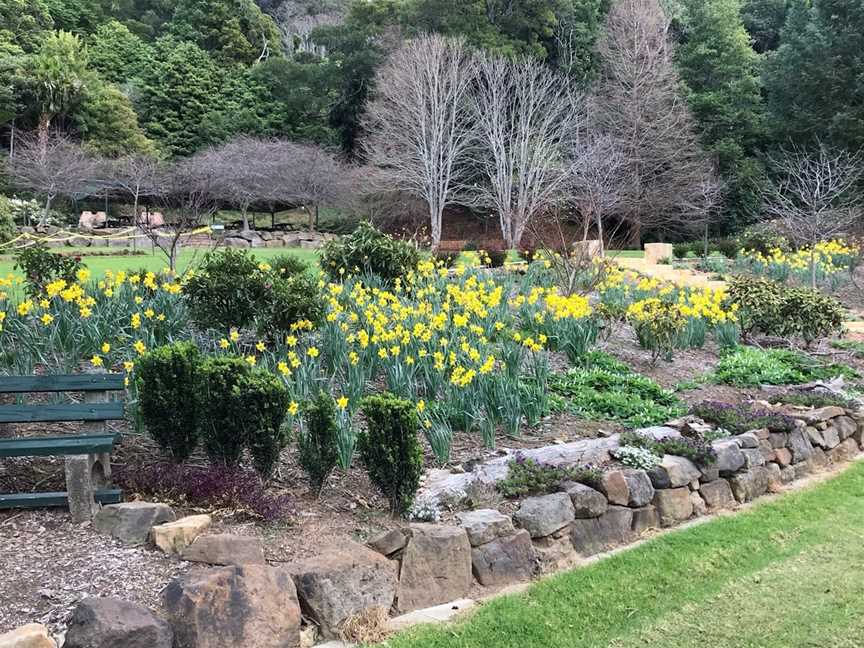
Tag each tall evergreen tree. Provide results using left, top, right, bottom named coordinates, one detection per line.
left=88, top=20, right=154, bottom=84
left=764, top=0, right=864, bottom=151
left=676, top=0, right=767, bottom=228
left=138, top=39, right=224, bottom=156
left=741, top=0, right=791, bottom=53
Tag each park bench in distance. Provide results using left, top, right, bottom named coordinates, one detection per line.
left=0, top=373, right=124, bottom=521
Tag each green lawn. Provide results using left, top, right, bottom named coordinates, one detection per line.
left=384, top=461, right=864, bottom=648
left=0, top=247, right=320, bottom=278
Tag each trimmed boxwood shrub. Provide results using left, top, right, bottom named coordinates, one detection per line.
left=299, top=391, right=340, bottom=496
left=195, top=355, right=291, bottom=478
left=136, top=341, right=200, bottom=462
left=358, top=393, right=424, bottom=515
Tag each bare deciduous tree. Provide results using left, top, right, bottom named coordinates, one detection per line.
left=362, top=33, right=477, bottom=249
left=206, top=136, right=275, bottom=232
left=566, top=128, right=630, bottom=256
left=472, top=55, right=581, bottom=248
left=269, top=139, right=356, bottom=230
left=764, top=143, right=863, bottom=287
left=595, top=0, right=715, bottom=245
left=270, top=0, right=345, bottom=56
left=144, top=154, right=221, bottom=271
left=107, top=154, right=161, bottom=227
left=7, top=132, right=97, bottom=227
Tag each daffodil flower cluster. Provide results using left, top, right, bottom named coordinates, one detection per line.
left=736, top=239, right=860, bottom=290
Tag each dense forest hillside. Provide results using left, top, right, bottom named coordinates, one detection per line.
left=1, top=0, right=862, bottom=234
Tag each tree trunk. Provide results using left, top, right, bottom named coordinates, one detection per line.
left=596, top=212, right=605, bottom=257
left=37, top=113, right=51, bottom=158
left=307, top=206, right=315, bottom=231
left=810, top=248, right=817, bottom=289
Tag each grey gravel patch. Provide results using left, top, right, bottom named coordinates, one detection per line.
left=0, top=509, right=190, bottom=637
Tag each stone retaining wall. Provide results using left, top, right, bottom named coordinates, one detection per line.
left=3, top=405, right=862, bottom=648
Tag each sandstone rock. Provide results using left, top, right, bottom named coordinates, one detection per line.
left=471, top=529, right=536, bottom=586
left=735, top=432, right=760, bottom=449
left=805, top=426, right=824, bottom=447
left=655, top=455, right=701, bottom=488
left=765, top=463, right=783, bottom=493
left=65, top=598, right=172, bottom=648
left=0, top=624, right=56, bottom=648
left=729, top=467, right=770, bottom=503
left=689, top=491, right=707, bottom=517
left=152, top=515, right=211, bottom=555
left=457, top=510, right=515, bottom=547
left=181, top=534, right=265, bottom=566
left=79, top=211, right=107, bottom=230
left=793, top=461, right=812, bottom=480
left=397, top=525, right=472, bottom=612
left=834, top=416, right=858, bottom=440
left=828, top=438, right=859, bottom=464
left=289, top=542, right=398, bottom=638
left=780, top=466, right=795, bottom=484
left=366, top=529, right=408, bottom=556
left=820, top=426, right=841, bottom=450
left=560, top=481, right=607, bottom=518
left=513, top=493, right=575, bottom=538
left=531, top=528, right=576, bottom=571
left=699, top=465, right=719, bottom=483
left=631, top=505, right=660, bottom=534
left=699, top=478, right=735, bottom=511
left=800, top=406, right=845, bottom=423
left=647, top=466, right=671, bottom=490
left=93, top=502, right=175, bottom=545
left=570, top=506, right=634, bottom=555
left=810, top=446, right=828, bottom=469
left=774, top=447, right=792, bottom=467
left=769, top=432, right=788, bottom=449
left=164, top=565, right=301, bottom=648
left=598, top=471, right=629, bottom=506
left=712, top=440, right=746, bottom=475
left=651, top=487, right=692, bottom=526
left=741, top=448, right=766, bottom=468
left=621, top=470, right=654, bottom=507
left=787, top=429, right=813, bottom=464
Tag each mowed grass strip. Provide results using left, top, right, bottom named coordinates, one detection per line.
left=382, top=461, right=864, bottom=648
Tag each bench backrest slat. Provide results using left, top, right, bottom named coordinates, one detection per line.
left=0, top=402, right=124, bottom=424
left=0, top=374, right=125, bottom=394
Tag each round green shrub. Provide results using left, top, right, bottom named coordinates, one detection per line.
left=259, top=273, right=323, bottom=338
left=0, top=196, right=16, bottom=244
left=184, top=249, right=267, bottom=332
left=321, top=222, right=419, bottom=283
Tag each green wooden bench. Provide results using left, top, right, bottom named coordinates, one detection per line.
left=0, top=373, right=125, bottom=520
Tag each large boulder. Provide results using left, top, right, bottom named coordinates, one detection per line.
left=631, top=505, right=660, bottom=534
left=0, top=624, right=56, bottom=648
left=787, top=429, right=814, bottom=464
left=598, top=471, right=630, bottom=506
left=833, top=416, right=858, bottom=440
left=513, top=493, right=575, bottom=538
left=457, top=510, right=515, bottom=547
left=828, top=437, right=859, bottom=464
left=181, top=534, right=266, bottom=566
left=93, top=502, right=175, bottom=545
left=289, top=542, right=398, bottom=639
left=699, top=478, right=736, bottom=511
left=471, top=529, right=536, bottom=586
left=366, top=529, right=408, bottom=557
left=397, top=525, right=472, bottom=612
left=621, top=470, right=654, bottom=507
left=712, top=440, right=746, bottom=475
left=531, top=528, right=576, bottom=571
left=651, top=487, right=693, bottom=526
left=164, top=565, right=301, bottom=648
left=799, top=406, right=846, bottom=424
left=560, top=481, right=608, bottom=518
left=570, top=506, right=634, bottom=556
left=728, top=467, right=770, bottom=503
left=151, top=515, right=211, bottom=555
left=654, top=456, right=701, bottom=488
left=64, top=598, right=172, bottom=648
